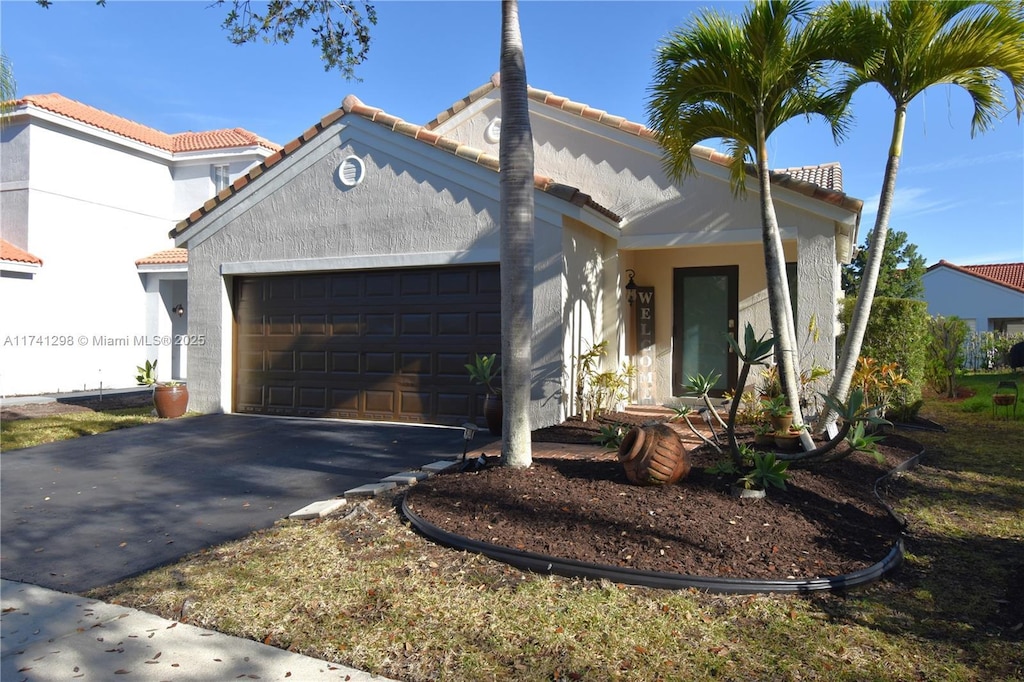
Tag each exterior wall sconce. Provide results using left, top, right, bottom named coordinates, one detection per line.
left=173, top=304, right=185, bottom=317
left=624, top=269, right=638, bottom=305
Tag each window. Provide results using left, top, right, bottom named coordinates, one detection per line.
left=213, top=164, right=231, bottom=192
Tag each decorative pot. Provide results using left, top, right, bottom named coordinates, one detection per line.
left=617, top=424, right=690, bottom=486
left=769, top=414, right=793, bottom=432
left=773, top=432, right=801, bottom=449
left=484, top=393, right=502, bottom=436
left=731, top=485, right=766, bottom=499
left=153, top=384, right=188, bottom=418
left=753, top=432, right=774, bottom=446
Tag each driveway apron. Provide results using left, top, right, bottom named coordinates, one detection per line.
left=1, top=414, right=466, bottom=592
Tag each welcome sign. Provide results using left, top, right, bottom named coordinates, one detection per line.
left=635, top=287, right=655, bottom=404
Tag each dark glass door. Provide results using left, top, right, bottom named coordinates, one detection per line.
left=672, top=266, right=738, bottom=397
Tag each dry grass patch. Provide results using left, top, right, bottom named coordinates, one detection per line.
left=0, top=407, right=160, bottom=451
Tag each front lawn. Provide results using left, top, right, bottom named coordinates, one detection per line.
left=86, top=391, right=1024, bottom=681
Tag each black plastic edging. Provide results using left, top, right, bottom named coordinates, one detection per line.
left=401, top=442, right=924, bottom=595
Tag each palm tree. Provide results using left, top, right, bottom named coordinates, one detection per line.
left=817, top=0, right=1024, bottom=432
left=647, top=0, right=849, bottom=442
left=498, top=0, right=534, bottom=468
left=1, top=53, right=16, bottom=126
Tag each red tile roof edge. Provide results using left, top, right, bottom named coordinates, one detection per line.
left=12, top=94, right=281, bottom=154
left=0, top=238, right=43, bottom=266
left=927, top=259, right=1024, bottom=294
left=425, top=74, right=862, bottom=215
left=171, top=95, right=622, bottom=237
left=135, top=248, right=189, bottom=266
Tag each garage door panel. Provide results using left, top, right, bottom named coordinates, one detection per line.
left=299, top=315, right=327, bottom=334
left=234, top=265, right=499, bottom=425
left=477, top=311, right=501, bottom=336
left=266, top=386, right=295, bottom=407
left=365, top=352, right=395, bottom=374
left=365, top=314, right=396, bottom=336
left=298, top=351, right=326, bottom=372
left=267, top=315, right=295, bottom=335
left=399, top=352, right=433, bottom=375
left=437, top=312, right=471, bottom=335
left=400, top=313, right=432, bottom=335
left=298, top=387, right=327, bottom=409
left=332, top=314, right=360, bottom=335
left=330, top=352, right=360, bottom=373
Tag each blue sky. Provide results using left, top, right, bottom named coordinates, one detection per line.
left=3, top=0, right=1022, bottom=266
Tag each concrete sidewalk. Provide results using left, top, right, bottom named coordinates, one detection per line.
left=0, top=579, right=397, bottom=681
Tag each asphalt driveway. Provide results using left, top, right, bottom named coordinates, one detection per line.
left=1, top=414, right=472, bottom=592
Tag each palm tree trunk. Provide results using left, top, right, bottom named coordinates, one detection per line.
left=498, top=0, right=533, bottom=468
left=816, top=106, right=905, bottom=433
left=755, top=114, right=808, bottom=447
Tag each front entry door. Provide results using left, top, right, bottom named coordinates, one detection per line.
left=672, top=266, right=738, bottom=397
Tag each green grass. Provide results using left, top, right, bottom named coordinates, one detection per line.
left=0, top=408, right=160, bottom=451
left=952, top=371, right=1023, bottom=421
left=86, top=391, right=1024, bottom=681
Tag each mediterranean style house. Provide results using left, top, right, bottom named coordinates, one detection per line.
left=170, top=75, right=863, bottom=430
left=0, top=94, right=279, bottom=396
left=922, top=260, right=1024, bottom=334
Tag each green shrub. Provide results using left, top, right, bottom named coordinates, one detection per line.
left=838, top=297, right=928, bottom=407
left=924, top=315, right=970, bottom=398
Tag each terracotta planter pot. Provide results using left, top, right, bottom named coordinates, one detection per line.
left=769, top=414, right=793, bottom=432
left=484, top=393, right=502, bottom=436
left=773, top=432, right=801, bottom=449
left=753, top=432, right=774, bottom=446
left=617, top=424, right=690, bottom=486
left=153, top=384, right=188, bottom=418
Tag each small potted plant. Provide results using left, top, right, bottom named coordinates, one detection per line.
left=136, top=359, right=188, bottom=418
left=465, top=353, right=501, bottom=436
left=753, top=422, right=775, bottom=446
left=733, top=452, right=790, bottom=498
left=773, top=423, right=805, bottom=449
left=762, top=394, right=793, bottom=432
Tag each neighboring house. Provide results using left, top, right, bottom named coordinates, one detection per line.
left=922, top=259, right=1024, bottom=334
left=171, top=74, right=863, bottom=430
left=0, top=94, right=279, bottom=396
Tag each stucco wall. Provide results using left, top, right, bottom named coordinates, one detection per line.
left=0, top=124, right=178, bottom=395
left=618, top=233, right=837, bottom=405
left=923, top=267, right=1024, bottom=331
left=183, top=118, right=576, bottom=428
left=561, top=216, right=617, bottom=418
left=435, top=95, right=677, bottom=223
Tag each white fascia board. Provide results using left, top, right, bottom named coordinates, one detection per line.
left=221, top=249, right=500, bottom=276
left=0, top=261, right=42, bottom=274
left=23, top=106, right=175, bottom=163
left=171, top=147, right=275, bottom=166
left=136, top=263, right=188, bottom=274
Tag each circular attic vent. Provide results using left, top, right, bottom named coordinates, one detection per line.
left=484, top=117, right=502, bottom=144
left=338, top=155, right=366, bottom=187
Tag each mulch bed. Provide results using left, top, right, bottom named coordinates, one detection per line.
left=405, top=413, right=920, bottom=581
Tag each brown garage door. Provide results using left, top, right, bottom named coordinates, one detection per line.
left=234, top=265, right=500, bottom=425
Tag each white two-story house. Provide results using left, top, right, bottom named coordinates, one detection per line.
left=1, top=94, right=279, bottom=396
